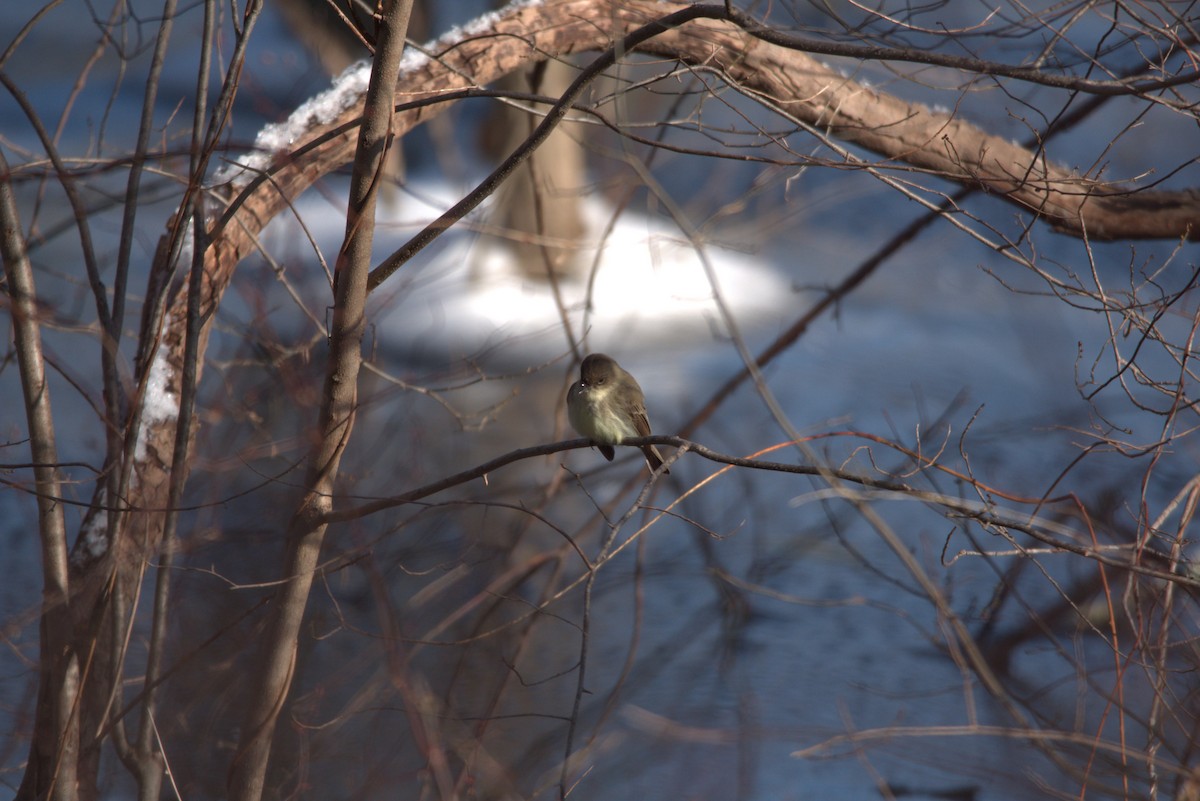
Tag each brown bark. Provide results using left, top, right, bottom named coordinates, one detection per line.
left=669, top=23, right=1196, bottom=240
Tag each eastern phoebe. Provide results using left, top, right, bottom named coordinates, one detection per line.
left=567, top=353, right=668, bottom=473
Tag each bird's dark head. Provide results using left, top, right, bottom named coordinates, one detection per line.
left=579, top=353, right=619, bottom=387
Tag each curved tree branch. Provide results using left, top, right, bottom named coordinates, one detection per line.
left=210, top=0, right=1197, bottom=298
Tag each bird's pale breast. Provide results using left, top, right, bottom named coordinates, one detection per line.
left=568, top=382, right=638, bottom=444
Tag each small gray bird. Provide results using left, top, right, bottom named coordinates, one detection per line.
left=567, top=353, right=668, bottom=473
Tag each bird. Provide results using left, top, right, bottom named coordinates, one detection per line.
left=567, top=353, right=668, bottom=473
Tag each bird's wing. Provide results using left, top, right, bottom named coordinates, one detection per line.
left=630, top=409, right=653, bottom=438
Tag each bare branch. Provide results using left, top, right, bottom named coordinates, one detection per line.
left=228, top=2, right=415, bottom=798
left=1, top=147, right=80, bottom=801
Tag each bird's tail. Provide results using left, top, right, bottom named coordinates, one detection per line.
left=643, top=445, right=668, bottom=474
